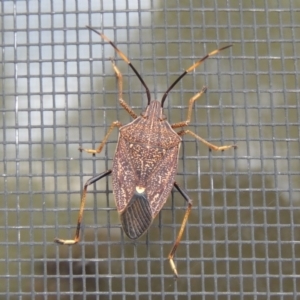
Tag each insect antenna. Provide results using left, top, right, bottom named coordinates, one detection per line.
left=86, top=26, right=151, bottom=105
left=161, top=44, right=232, bottom=107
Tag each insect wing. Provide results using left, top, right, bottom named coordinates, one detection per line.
left=119, top=189, right=152, bottom=239
left=146, top=145, right=180, bottom=218
left=112, top=134, right=180, bottom=239
left=112, top=136, right=153, bottom=239
left=112, top=136, right=136, bottom=213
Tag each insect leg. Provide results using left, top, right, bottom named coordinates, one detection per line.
left=86, top=26, right=151, bottom=105
left=171, top=86, right=207, bottom=129
left=171, top=87, right=236, bottom=151
left=178, top=129, right=237, bottom=151
left=54, top=169, right=112, bottom=245
left=168, top=182, right=193, bottom=278
left=110, top=58, right=138, bottom=119
left=79, top=121, right=122, bottom=155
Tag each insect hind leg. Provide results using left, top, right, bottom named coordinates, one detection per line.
left=168, top=182, right=193, bottom=278
left=54, top=169, right=112, bottom=245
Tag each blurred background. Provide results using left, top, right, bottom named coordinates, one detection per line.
left=1, top=1, right=300, bottom=299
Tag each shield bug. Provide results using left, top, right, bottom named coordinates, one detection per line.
left=54, top=26, right=237, bottom=278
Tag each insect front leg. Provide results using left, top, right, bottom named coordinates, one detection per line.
left=168, top=182, right=193, bottom=278
left=171, top=86, right=207, bottom=129
left=79, top=121, right=122, bottom=155
left=54, top=169, right=112, bottom=245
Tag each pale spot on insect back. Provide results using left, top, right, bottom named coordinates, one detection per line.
left=136, top=186, right=145, bottom=193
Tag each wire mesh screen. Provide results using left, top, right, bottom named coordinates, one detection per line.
left=1, top=0, right=300, bottom=299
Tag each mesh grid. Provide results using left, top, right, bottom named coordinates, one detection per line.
left=1, top=1, right=300, bottom=299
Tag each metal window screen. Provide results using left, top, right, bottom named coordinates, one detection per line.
left=1, top=1, right=300, bottom=299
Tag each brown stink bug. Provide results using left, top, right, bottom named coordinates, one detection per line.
left=54, top=26, right=237, bottom=277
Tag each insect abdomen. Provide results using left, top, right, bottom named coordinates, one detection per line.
left=120, top=190, right=152, bottom=239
